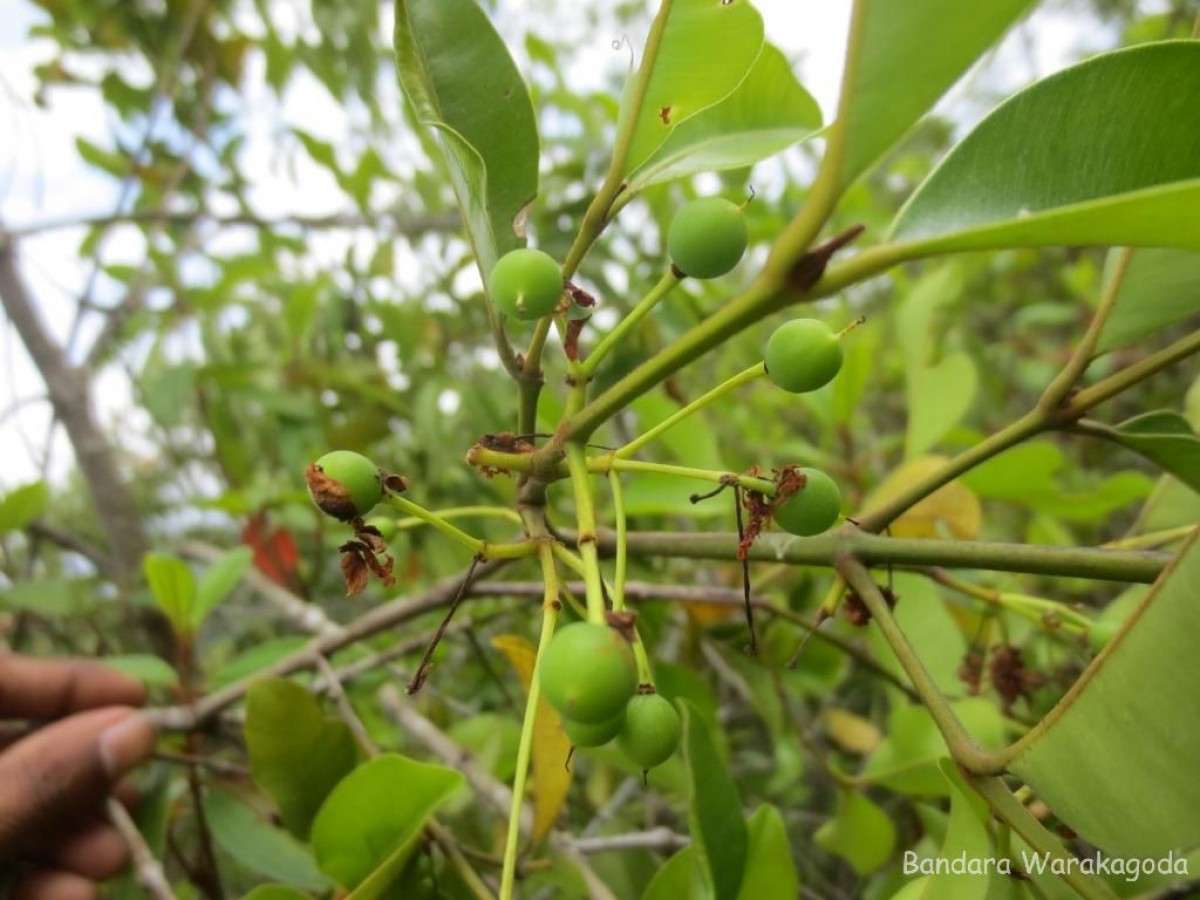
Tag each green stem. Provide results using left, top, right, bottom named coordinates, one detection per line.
left=1061, top=328, right=1200, bottom=418
left=929, top=569, right=1092, bottom=633
left=391, top=506, right=524, bottom=531
left=582, top=270, right=682, bottom=377
left=603, top=458, right=775, bottom=495
left=608, top=530, right=1168, bottom=583
left=516, top=317, right=555, bottom=437
left=966, top=775, right=1118, bottom=900
left=1102, top=524, right=1196, bottom=551
left=1039, top=248, right=1132, bottom=412
left=614, top=362, right=765, bottom=458
left=559, top=2, right=675, bottom=280
left=382, top=495, right=485, bottom=553
left=566, top=443, right=605, bottom=623
left=856, top=410, right=1048, bottom=534
left=835, top=552, right=1005, bottom=775
left=500, top=544, right=560, bottom=900
left=608, top=470, right=627, bottom=611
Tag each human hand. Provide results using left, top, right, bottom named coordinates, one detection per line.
left=0, top=655, right=158, bottom=899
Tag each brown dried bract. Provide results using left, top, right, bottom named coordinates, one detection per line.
left=565, top=316, right=590, bottom=362
left=336, top=519, right=396, bottom=596
left=988, top=644, right=1044, bottom=714
left=605, top=609, right=638, bottom=644
left=382, top=472, right=409, bottom=494
left=842, top=583, right=898, bottom=627
left=305, top=462, right=359, bottom=521
left=958, top=648, right=985, bottom=695
left=567, top=282, right=596, bottom=308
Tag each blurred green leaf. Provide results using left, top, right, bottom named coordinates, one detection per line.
left=1096, top=249, right=1200, bottom=355
left=101, top=654, right=178, bottom=688
left=736, top=805, right=800, bottom=899
left=394, top=0, right=539, bottom=276
left=194, top=546, right=254, bottom=630
left=310, top=753, right=463, bottom=891
left=620, top=0, right=764, bottom=176
left=0, top=578, right=94, bottom=616
left=628, top=43, right=820, bottom=190
left=682, top=700, right=747, bottom=900
left=245, top=678, right=359, bottom=840
left=833, top=0, right=1034, bottom=188
left=920, top=761, right=994, bottom=900
left=203, top=788, right=329, bottom=891
left=242, top=887, right=314, bottom=900
left=891, top=43, right=1200, bottom=253
left=142, top=553, right=196, bottom=636
left=1085, top=411, right=1200, bottom=493
left=814, top=789, right=895, bottom=875
left=1010, top=533, right=1200, bottom=855
left=0, top=481, right=49, bottom=534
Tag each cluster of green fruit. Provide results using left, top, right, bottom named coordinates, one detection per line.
left=539, top=622, right=681, bottom=771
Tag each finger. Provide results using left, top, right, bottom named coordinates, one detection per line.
left=10, top=868, right=98, bottom=900
left=32, top=822, right=130, bottom=881
left=0, top=708, right=156, bottom=855
left=0, top=656, right=146, bottom=719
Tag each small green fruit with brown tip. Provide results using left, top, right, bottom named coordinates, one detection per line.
left=364, top=516, right=396, bottom=541
left=307, top=450, right=383, bottom=521
left=774, top=467, right=841, bottom=537
left=539, top=622, right=638, bottom=724
left=764, top=319, right=843, bottom=394
left=618, top=692, right=681, bottom=770
left=488, top=248, right=564, bottom=321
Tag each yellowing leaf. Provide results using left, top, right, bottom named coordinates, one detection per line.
left=862, top=456, right=982, bottom=539
left=491, top=634, right=572, bottom=842
left=821, top=707, right=882, bottom=755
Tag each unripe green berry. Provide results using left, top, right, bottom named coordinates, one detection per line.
left=667, top=197, right=747, bottom=279
left=307, top=450, right=383, bottom=521
left=364, top=516, right=396, bottom=541
left=1088, top=619, right=1121, bottom=653
left=774, top=468, right=841, bottom=537
left=562, top=713, right=624, bottom=748
left=618, top=692, right=681, bottom=770
left=488, top=248, right=563, bottom=321
left=764, top=319, right=844, bottom=393
left=539, top=622, right=638, bottom=724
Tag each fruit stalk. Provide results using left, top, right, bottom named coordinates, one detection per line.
left=581, top=269, right=682, bottom=377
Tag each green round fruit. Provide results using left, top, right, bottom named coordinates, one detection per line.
left=539, top=622, right=638, bottom=724
left=774, top=468, right=841, bottom=537
left=488, top=248, right=563, bottom=321
left=364, top=516, right=397, bottom=541
left=562, top=713, right=624, bottom=748
left=1088, top=619, right=1121, bottom=653
left=764, top=319, right=844, bottom=393
left=308, top=450, right=383, bottom=521
left=618, top=692, right=681, bottom=770
left=667, top=197, right=747, bottom=279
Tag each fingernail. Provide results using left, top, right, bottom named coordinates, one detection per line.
left=99, top=713, right=156, bottom=779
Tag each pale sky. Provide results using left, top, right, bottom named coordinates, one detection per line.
left=0, top=0, right=1137, bottom=489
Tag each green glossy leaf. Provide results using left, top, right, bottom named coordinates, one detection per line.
left=0, top=481, right=49, bottom=533
left=194, top=546, right=254, bottom=630
left=1010, top=533, right=1200, bottom=855
left=833, top=0, right=1034, bottom=188
left=245, top=678, right=359, bottom=840
left=919, top=761, right=994, bottom=900
left=641, top=845, right=705, bottom=900
left=142, top=553, right=196, bottom=636
left=682, top=700, right=748, bottom=900
left=814, top=789, right=895, bottom=875
left=310, top=753, right=463, bottom=891
left=736, top=805, right=800, bottom=899
left=620, top=0, right=764, bottom=176
left=242, top=888, right=314, bottom=900
left=1096, top=249, right=1200, bottom=355
left=1086, top=411, right=1200, bottom=493
left=891, top=43, right=1200, bottom=253
left=203, top=789, right=329, bottom=891
left=394, top=0, right=538, bottom=276
left=628, top=43, right=820, bottom=190
left=101, top=654, right=178, bottom=689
